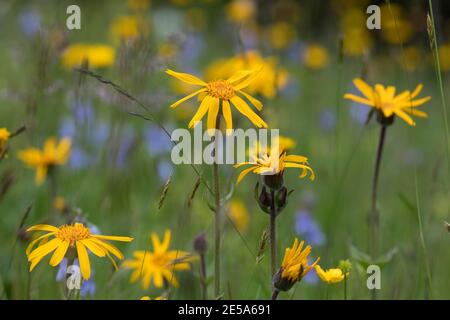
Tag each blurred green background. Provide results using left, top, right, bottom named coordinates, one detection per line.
left=0, top=0, right=449, bottom=299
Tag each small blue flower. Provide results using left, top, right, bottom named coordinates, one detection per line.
left=146, top=126, right=172, bottom=156
left=19, top=9, right=41, bottom=37
left=157, top=160, right=173, bottom=182
left=319, top=109, right=336, bottom=133
left=295, top=210, right=326, bottom=246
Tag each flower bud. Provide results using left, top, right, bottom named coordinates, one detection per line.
left=275, top=187, right=288, bottom=213
left=193, top=232, right=208, bottom=254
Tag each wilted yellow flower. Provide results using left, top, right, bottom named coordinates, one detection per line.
left=273, top=238, right=319, bottom=291
left=26, top=223, right=133, bottom=280
left=123, top=230, right=196, bottom=289
left=437, top=44, right=450, bottom=72
left=234, top=143, right=314, bottom=184
left=344, top=78, right=431, bottom=126
left=166, top=69, right=267, bottom=130
left=0, top=128, right=11, bottom=153
left=61, top=44, right=115, bottom=69
left=315, top=265, right=345, bottom=284
left=227, top=200, right=250, bottom=232
left=128, top=0, right=150, bottom=11
left=110, top=16, right=141, bottom=42
left=303, top=45, right=329, bottom=69
left=225, top=0, right=256, bottom=24
left=205, top=51, right=288, bottom=98
left=18, top=137, right=71, bottom=185
left=267, top=22, right=296, bottom=50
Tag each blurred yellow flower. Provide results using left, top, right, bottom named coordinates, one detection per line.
left=380, top=4, right=413, bottom=45
left=274, top=238, right=319, bottom=291
left=267, top=22, right=296, bottom=50
left=234, top=143, right=314, bottom=183
left=123, top=230, right=196, bottom=289
left=401, top=46, right=421, bottom=72
left=166, top=68, right=267, bottom=130
left=53, top=196, right=67, bottom=212
left=128, top=0, right=150, bottom=11
left=18, top=137, right=71, bottom=185
left=225, top=0, right=256, bottom=24
left=315, top=265, right=345, bottom=284
left=344, top=78, right=431, bottom=126
left=110, top=16, right=143, bottom=42
left=302, top=45, right=329, bottom=69
left=342, top=28, right=372, bottom=57
left=340, top=8, right=372, bottom=57
left=437, top=44, right=450, bottom=72
left=0, top=128, right=11, bottom=153
left=205, top=51, right=288, bottom=98
left=61, top=44, right=115, bottom=69
left=26, top=223, right=133, bottom=280
left=140, top=295, right=167, bottom=300
left=227, top=200, right=250, bottom=232
left=158, top=42, right=178, bottom=59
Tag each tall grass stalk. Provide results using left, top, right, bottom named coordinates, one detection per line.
left=427, top=0, right=450, bottom=184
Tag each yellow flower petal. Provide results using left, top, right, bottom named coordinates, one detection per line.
left=76, top=241, right=91, bottom=280
left=165, top=69, right=207, bottom=86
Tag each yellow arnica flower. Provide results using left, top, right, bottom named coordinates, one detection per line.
left=166, top=69, right=267, bottom=130
left=26, top=223, right=133, bottom=280
left=234, top=145, right=315, bottom=184
left=61, top=44, right=115, bottom=69
left=205, top=50, right=289, bottom=99
left=274, top=238, right=319, bottom=291
left=315, top=265, right=346, bottom=284
left=344, top=78, right=431, bottom=126
left=123, top=230, right=196, bottom=289
left=18, top=137, right=71, bottom=185
left=0, top=128, right=11, bottom=153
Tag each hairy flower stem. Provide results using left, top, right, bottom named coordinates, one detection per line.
left=48, top=167, right=57, bottom=221
left=199, top=253, right=207, bottom=300
left=270, top=190, right=277, bottom=279
left=213, top=114, right=222, bottom=298
left=370, top=124, right=387, bottom=299
left=271, top=288, right=279, bottom=300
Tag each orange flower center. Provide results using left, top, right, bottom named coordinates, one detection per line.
left=57, top=223, right=90, bottom=246
left=207, top=80, right=235, bottom=100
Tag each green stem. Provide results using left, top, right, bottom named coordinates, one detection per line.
left=269, top=190, right=277, bottom=279
left=344, top=275, right=347, bottom=300
left=370, top=124, right=387, bottom=299
left=213, top=115, right=222, bottom=298
left=199, top=253, right=207, bottom=300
